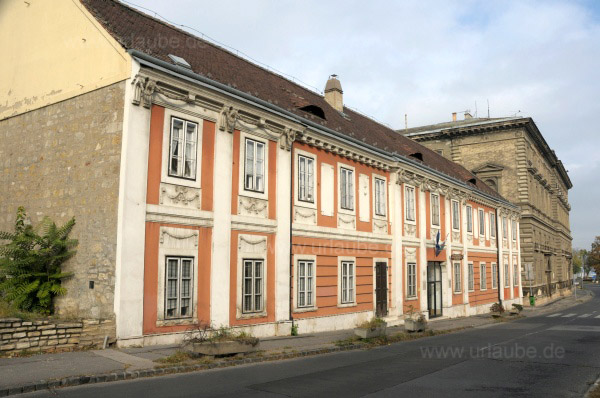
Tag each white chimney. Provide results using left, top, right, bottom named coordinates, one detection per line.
left=324, top=74, right=343, bottom=112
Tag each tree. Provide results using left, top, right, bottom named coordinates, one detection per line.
left=0, top=207, right=77, bottom=314
left=572, top=249, right=586, bottom=276
left=590, top=236, right=600, bottom=276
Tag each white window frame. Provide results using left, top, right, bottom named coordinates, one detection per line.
left=468, top=262, right=474, bottom=292
left=478, top=209, right=485, bottom=237
left=373, top=176, right=387, bottom=217
left=236, top=233, right=268, bottom=319
left=338, top=257, right=357, bottom=306
left=295, top=257, right=316, bottom=311
left=406, top=262, right=417, bottom=298
left=156, top=226, right=199, bottom=326
left=513, top=257, right=519, bottom=286
left=338, top=163, right=356, bottom=214
left=504, top=260, right=510, bottom=287
left=502, top=217, right=508, bottom=241
left=453, top=262, right=461, bottom=293
left=490, top=213, right=496, bottom=238
left=238, top=131, right=269, bottom=201
left=480, top=262, right=487, bottom=291
left=512, top=220, right=517, bottom=242
left=164, top=256, right=194, bottom=319
left=242, top=258, right=265, bottom=314
left=451, top=200, right=460, bottom=231
left=492, top=263, right=498, bottom=289
left=431, top=193, right=441, bottom=227
left=466, top=205, right=473, bottom=234
left=161, top=109, right=203, bottom=189
left=404, top=185, right=416, bottom=223
left=244, top=138, right=266, bottom=193
left=297, top=151, right=316, bottom=205
left=485, top=212, right=490, bottom=240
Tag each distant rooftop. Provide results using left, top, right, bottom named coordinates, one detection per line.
left=401, top=117, right=524, bottom=136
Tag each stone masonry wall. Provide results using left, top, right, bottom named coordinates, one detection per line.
left=0, top=317, right=116, bottom=355
left=0, top=82, right=125, bottom=319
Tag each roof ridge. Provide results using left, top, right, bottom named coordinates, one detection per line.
left=86, top=0, right=326, bottom=99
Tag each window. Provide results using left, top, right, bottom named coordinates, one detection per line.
left=374, top=178, right=387, bottom=216
left=453, top=262, right=461, bottom=292
left=244, top=139, right=265, bottom=192
left=298, top=155, right=314, bottom=203
left=169, top=117, right=198, bottom=180
left=297, top=260, right=314, bottom=308
left=165, top=257, right=193, bottom=319
left=479, top=209, right=485, bottom=236
left=504, top=260, right=510, bottom=287
left=490, top=213, right=496, bottom=238
left=452, top=201, right=460, bottom=231
left=492, top=263, right=498, bottom=289
left=407, top=262, right=417, bottom=298
left=340, top=168, right=354, bottom=210
left=502, top=217, right=508, bottom=240
left=242, top=259, right=264, bottom=313
left=480, top=263, right=487, bottom=290
left=512, top=220, right=517, bottom=241
left=431, top=194, right=440, bottom=226
left=405, top=186, right=416, bottom=222
left=468, top=263, right=474, bottom=291
left=513, top=261, right=519, bottom=286
left=466, top=205, right=473, bottom=233
left=341, top=261, right=355, bottom=304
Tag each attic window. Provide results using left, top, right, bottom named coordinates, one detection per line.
left=468, top=178, right=477, bottom=185
left=409, top=152, right=423, bottom=162
left=168, top=54, right=192, bottom=69
left=299, top=105, right=326, bottom=120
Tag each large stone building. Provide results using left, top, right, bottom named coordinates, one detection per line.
left=402, top=114, right=572, bottom=300
left=1, top=0, right=522, bottom=346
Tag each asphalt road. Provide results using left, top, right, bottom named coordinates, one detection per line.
left=24, top=285, right=600, bottom=397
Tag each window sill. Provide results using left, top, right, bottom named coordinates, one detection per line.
left=293, top=306, right=318, bottom=314
left=156, top=317, right=197, bottom=327
left=337, top=302, right=357, bottom=308
left=237, top=311, right=267, bottom=320
left=405, top=297, right=418, bottom=301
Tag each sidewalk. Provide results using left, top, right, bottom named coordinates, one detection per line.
left=0, top=289, right=593, bottom=396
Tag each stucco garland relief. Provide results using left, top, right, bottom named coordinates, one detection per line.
left=373, top=220, right=388, bottom=234
left=430, top=228, right=440, bottom=240
left=337, top=214, right=356, bottom=229
left=404, top=223, right=416, bottom=237
left=159, top=227, right=199, bottom=248
left=467, top=234, right=473, bottom=244
left=160, top=183, right=201, bottom=209
left=238, top=235, right=267, bottom=254
left=405, top=247, right=417, bottom=262
left=452, top=231, right=461, bottom=242
left=239, top=196, right=268, bottom=218
left=294, top=207, right=317, bottom=224
left=132, top=75, right=196, bottom=109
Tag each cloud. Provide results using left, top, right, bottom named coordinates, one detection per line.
left=130, top=0, right=600, bottom=248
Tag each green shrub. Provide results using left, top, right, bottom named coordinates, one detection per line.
left=0, top=207, right=77, bottom=314
left=356, top=317, right=386, bottom=331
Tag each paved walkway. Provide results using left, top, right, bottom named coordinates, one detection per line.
left=0, top=288, right=592, bottom=394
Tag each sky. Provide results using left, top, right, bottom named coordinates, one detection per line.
left=127, top=0, right=600, bottom=249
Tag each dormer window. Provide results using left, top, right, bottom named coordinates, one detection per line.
left=299, top=105, right=326, bottom=119
left=409, top=152, right=423, bottom=162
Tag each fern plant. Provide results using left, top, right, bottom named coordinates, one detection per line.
left=0, top=207, right=77, bottom=314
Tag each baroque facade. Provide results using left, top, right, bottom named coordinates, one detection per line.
left=0, top=0, right=522, bottom=346
left=402, top=115, right=572, bottom=299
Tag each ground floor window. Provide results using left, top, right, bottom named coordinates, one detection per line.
left=341, top=261, right=355, bottom=304
left=504, top=261, right=510, bottom=287
left=297, top=260, right=314, bottom=308
left=492, top=263, right=498, bottom=289
left=165, top=256, right=193, bottom=319
left=513, top=261, right=519, bottom=286
left=468, top=263, right=474, bottom=291
left=453, top=262, right=461, bottom=292
left=243, top=259, right=264, bottom=313
left=480, top=263, right=487, bottom=290
left=407, top=262, right=417, bottom=298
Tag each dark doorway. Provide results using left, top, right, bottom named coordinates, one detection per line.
left=375, top=262, right=388, bottom=317
left=427, top=262, right=443, bottom=318
left=545, top=256, right=552, bottom=297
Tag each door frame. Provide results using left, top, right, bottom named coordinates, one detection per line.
left=427, top=261, right=443, bottom=318
left=373, top=259, right=389, bottom=318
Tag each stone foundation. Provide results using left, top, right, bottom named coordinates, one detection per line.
left=0, top=317, right=116, bottom=355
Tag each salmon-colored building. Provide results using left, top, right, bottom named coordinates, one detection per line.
left=0, top=0, right=523, bottom=346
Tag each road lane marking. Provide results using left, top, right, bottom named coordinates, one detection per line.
left=547, top=313, right=562, bottom=317
left=562, top=313, right=576, bottom=317
left=549, top=325, right=600, bottom=332
left=579, top=314, right=592, bottom=318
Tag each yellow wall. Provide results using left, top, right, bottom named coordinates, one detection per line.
left=0, top=0, right=131, bottom=120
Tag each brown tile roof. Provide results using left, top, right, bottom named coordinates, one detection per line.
left=81, top=0, right=504, bottom=200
